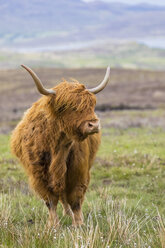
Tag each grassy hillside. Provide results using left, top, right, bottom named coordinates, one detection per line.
left=0, top=41, right=165, bottom=70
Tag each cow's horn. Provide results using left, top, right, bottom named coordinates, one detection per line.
left=88, top=67, right=110, bottom=94
left=21, top=65, right=56, bottom=96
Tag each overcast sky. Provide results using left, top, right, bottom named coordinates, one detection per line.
left=83, top=0, right=165, bottom=5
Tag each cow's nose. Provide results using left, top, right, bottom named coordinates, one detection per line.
left=87, top=121, right=100, bottom=133
left=88, top=121, right=99, bottom=129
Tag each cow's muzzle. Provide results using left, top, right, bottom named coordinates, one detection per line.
left=84, top=120, right=100, bottom=135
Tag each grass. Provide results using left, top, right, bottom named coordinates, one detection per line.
left=0, top=127, right=165, bottom=247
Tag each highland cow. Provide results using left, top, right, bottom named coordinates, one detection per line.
left=11, top=65, right=110, bottom=227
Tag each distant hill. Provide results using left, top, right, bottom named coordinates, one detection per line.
left=0, top=0, right=165, bottom=49
left=0, top=41, right=165, bottom=70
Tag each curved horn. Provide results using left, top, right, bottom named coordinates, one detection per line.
left=21, top=65, right=56, bottom=96
left=88, top=67, right=110, bottom=94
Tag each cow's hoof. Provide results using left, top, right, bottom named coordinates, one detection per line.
left=72, top=219, right=84, bottom=227
left=47, top=219, right=60, bottom=230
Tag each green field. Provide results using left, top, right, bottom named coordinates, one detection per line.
left=0, top=126, right=165, bottom=247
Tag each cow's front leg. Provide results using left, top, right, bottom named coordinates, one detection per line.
left=46, top=196, right=59, bottom=229
left=60, top=192, right=76, bottom=225
left=72, top=201, right=84, bottom=226
left=68, top=184, right=87, bottom=226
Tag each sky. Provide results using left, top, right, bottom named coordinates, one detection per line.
left=83, top=0, right=165, bottom=5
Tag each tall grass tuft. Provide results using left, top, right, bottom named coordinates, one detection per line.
left=0, top=189, right=164, bottom=247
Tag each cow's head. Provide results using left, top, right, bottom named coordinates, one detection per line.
left=21, top=65, right=110, bottom=141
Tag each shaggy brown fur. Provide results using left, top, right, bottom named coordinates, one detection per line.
left=11, top=80, right=101, bottom=227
